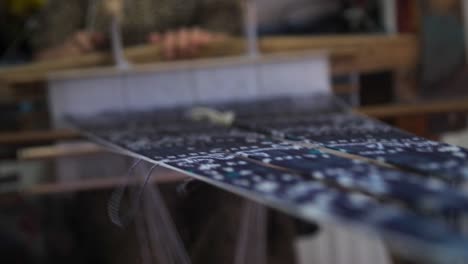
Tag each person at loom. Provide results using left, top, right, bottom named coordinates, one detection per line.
left=33, top=0, right=343, bottom=60
left=32, top=0, right=237, bottom=60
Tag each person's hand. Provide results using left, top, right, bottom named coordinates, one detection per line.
left=148, top=28, right=226, bottom=60
left=36, top=31, right=105, bottom=60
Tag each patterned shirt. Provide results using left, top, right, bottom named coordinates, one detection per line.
left=31, top=0, right=241, bottom=50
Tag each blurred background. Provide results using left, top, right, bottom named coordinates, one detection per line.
left=0, top=0, right=467, bottom=263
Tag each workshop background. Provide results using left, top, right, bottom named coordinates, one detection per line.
left=0, top=0, right=467, bottom=263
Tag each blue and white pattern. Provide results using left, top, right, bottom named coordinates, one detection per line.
left=165, top=154, right=468, bottom=254
left=243, top=112, right=468, bottom=182
left=241, top=148, right=468, bottom=214
left=71, top=94, right=468, bottom=261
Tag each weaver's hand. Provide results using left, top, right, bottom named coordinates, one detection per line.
left=36, top=31, right=105, bottom=60
left=148, top=28, right=226, bottom=60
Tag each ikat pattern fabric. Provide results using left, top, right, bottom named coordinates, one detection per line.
left=71, top=94, right=468, bottom=260
left=165, top=154, right=468, bottom=254
left=241, top=112, right=468, bottom=182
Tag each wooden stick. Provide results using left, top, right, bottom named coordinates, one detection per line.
left=22, top=171, right=187, bottom=195
left=0, top=129, right=78, bottom=144
left=17, top=141, right=104, bottom=160
left=0, top=34, right=418, bottom=84
left=357, top=97, right=468, bottom=118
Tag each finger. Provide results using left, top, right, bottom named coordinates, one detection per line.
left=77, top=32, right=95, bottom=51
left=213, top=31, right=228, bottom=41
left=148, top=33, right=162, bottom=44
left=163, top=31, right=176, bottom=59
left=190, top=27, right=210, bottom=51
left=73, top=31, right=95, bottom=52
left=91, top=32, right=106, bottom=46
left=63, top=41, right=83, bottom=57
left=177, top=28, right=191, bottom=57
left=199, top=28, right=215, bottom=43
left=187, top=28, right=201, bottom=56
left=190, top=28, right=202, bottom=50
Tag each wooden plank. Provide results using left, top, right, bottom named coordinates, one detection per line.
left=332, top=84, right=358, bottom=95
left=18, top=142, right=105, bottom=160
left=0, top=129, right=78, bottom=144
left=22, top=170, right=187, bottom=195
left=0, top=34, right=418, bottom=85
left=48, top=51, right=329, bottom=81
left=358, top=98, right=468, bottom=118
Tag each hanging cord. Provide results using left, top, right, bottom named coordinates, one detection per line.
left=108, top=159, right=140, bottom=227
left=141, top=165, right=192, bottom=264
left=111, top=161, right=191, bottom=263
left=135, top=209, right=152, bottom=264
left=235, top=200, right=268, bottom=264
left=108, top=159, right=158, bottom=227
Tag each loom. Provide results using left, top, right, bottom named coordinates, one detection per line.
left=43, top=0, right=468, bottom=263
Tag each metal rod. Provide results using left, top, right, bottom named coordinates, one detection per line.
left=243, top=0, right=259, bottom=57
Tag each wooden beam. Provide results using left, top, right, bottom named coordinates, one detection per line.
left=0, top=129, right=78, bottom=144
left=0, top=34, right=418, bottom=85
left=18, top=141, right=104, bottom=160
left=22, top=170, right=187, bottom=195
left=357, top=98, right=468, bottom=118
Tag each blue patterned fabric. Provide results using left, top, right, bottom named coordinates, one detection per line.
left=242, top=112, right=468, bottom=182
left=70, top=94, right=468, bottom=261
